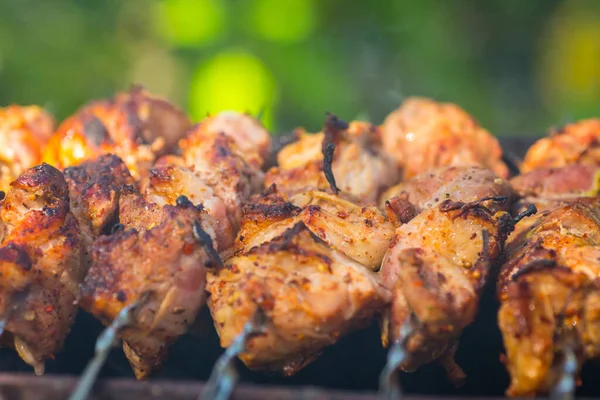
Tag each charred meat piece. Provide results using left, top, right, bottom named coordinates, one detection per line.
left=265, top=115, right=400, bottom=205
left=80, top=186, right=221, bottom=379
left=235, top=188, right=394, bottom=270
left=42, top=86, right=190, bottom=178
left=192, top=111, right=272, bottom=167
left=381, top=97, right=508, bottom=179
left=207, top=221, right=391, bottom=375
left=0, top=105, right=55, bottom=192
left=63, top=154, right=135, bottom=271
left=380, top=168, right=516, bottom=381
left=380, top=165, right=513, bottom=215
left=0, top=164, right=80, bottom=374
left=140, top=162, right=233, bottom=252
left=521, top=118, right=600, bottom=173
left=498, top=199, right=600, bottom=397
left=178, top=125, right=265, bottom=232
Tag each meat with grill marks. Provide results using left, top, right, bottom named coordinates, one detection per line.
left=206, top=186, right=391, bottom=375
left=42, top=85, right=190, bottom=179
left=63, top=154, right=135, bottom=271
left=141, top=117, right=268, bottom=254
left=520, top=118, right=600, bottom=173
left=265, top=114, right=400, bottom=205
left=0, top=105, right=55, bottom=192
left=497, top=199, right=600, bottom=396
left=380, top=167, right=517, bottom=382
left=79, top=185, right=221, bottom=379
left=0, top=164, right=80, bottom=375
left=381, top=97, right=509, bottom=180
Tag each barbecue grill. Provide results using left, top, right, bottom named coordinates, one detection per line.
left=1, top=136, right=598, bottom=400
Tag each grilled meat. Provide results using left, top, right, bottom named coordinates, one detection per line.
left=42, top=86, right=190, bottom=179
left=498, top=199, right=600, bottom=396
left=192, top=111, right=272, bottom=166
left=206, top=187, right=391, bottom=375
left=381, top=97, right=508, bottom=180
left=0, top=164, right=80, bottom=374
left=521, top=118, right=600, bottom=173
left=80, top=185, right=221, bottom=379
left=63, top=154, right=135, bottom=272
left=380, top=167, right=516, bottom=381
left=0, top=105, right=55, bottom=192
left=265, top=114, right=400, bottom=205
left=380, top=166, right=514, bottom=215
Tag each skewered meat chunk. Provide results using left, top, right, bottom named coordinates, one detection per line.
left=381, top=97, right=509, bottom=179
left=63, top=154, right=135, bottom=271
left=380, top=167, right=517, bottom=381
left=206, top=188, right=391, bottom=375
left=497, top=199, right=600, bottom=396
left=192, top=111, right=272, bottom=166
left=0, top=105, right=55, bottom=192
left=0, top=164, right=80, bottom=374
left=521, top=118, right=600, bottom=173
left=380, top=166, right=514, bottom=214
left=80, top=185, right=221, bottom=379
left=265, top=114, right=400, bottom=205
left=42, top=86, right=190, bottom=179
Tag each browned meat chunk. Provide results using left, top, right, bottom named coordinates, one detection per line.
left=80, top=185, right=221, bottom=379
left=0, top=105, right=55, bottom=192
left=381, top=97, right=508, bottom=179
left=0, top=164, right=80, bottom=374
left=266, top=114, right=400, bottom=205
left=521, top=118, right=600, bottom=173
left=42, top=86, right=190, bottom=178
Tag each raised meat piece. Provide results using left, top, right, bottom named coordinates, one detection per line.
left=0, top=105, right=55, bottom=192
left=498, top=199, right=600, bottom=397
left=380, top=167, right=517, bottom=382
left=42, top=86, right=190, bottom=178
left=265, top=114, right=400, bottom=205
left=206, top=187, right=391, bottom=375
left=80, top=185, right=221, bottom=379
left=0, top=164, right=80, bottom=374
left=381, top=97, right=508, bottom=179
left=520, top=118, right=600, bottom=173
left=63, top=154, right=135, bottom=271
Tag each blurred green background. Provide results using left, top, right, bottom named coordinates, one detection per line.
left=1, top=0, right=599, bottom=136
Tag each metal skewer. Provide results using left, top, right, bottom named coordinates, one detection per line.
left=378, top=320, right=414, bottom=400
left=550, top=344, right=577, bottom=400
left=200, top=307, right=267, bottom=400
left=68, top=300, right=141, bottom=400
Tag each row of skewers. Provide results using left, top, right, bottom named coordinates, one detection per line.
left=0, top=87, right=599, bottom=398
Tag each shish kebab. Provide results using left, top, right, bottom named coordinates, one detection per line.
left=497, top=118, right=600, bottom=397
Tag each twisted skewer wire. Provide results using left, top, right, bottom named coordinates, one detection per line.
left=200, top=307, right=267, bottom=400
left=378, top=320, right=414, bottom=400
left=68, top=300, right=142, bottom=400
left=550, top=344, right=577, bottom=400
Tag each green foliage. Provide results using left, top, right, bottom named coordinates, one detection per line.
left=0, top=0, right=598, bottom=136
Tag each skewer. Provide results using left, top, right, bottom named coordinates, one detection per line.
left=378, top=319, right=414, bottom=400
left=200, top=307, right=267, bottom=400
left=550, top=344, right=577, bottom=400
left=68, top=298, right=145, bottom=400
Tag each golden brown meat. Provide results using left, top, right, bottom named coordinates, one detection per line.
left=380, top=166, right=514, bottom=213
left=42, top=86, right=190, bottom=178
left=265, top=114, right=400, bottom=205
left=80, top=185, right=221, bottom=379
left=381, top=97, right=508, bottom=180
left=0, top=164, right=80, bottom=374
left=0, top=105, right=55, bottom=192
left=193, top=111, right=272, bottom=166
left=206, top=188, right=391, bottom=375
left=63, top=154, right=135, bottom=271
left=380, top=167, right=516, bottom=381
left=521, top=118, right=600, bottom=173
left=498, top=199, right=600, bottom=397
left=177, top=125, right=265, bottom=231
